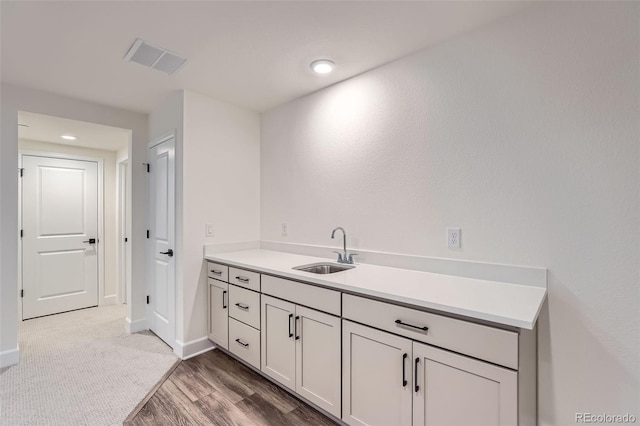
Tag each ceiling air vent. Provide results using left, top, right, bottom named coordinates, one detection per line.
left=124, top=39, right=187, bottom=75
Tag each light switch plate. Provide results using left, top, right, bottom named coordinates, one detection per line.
left=281, top=222, right=288, bottom=237
left=206, top=223, right=214, bottom=237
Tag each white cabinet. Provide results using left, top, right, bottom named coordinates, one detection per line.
left=261, top=295, right=341, bottom=418
left=413, top=341, right=517, bottom=426
left=343, top=320, right=518, bottom=426
left=207, top=278, right=228, bottom=350
left=261, top=295, right=296, bottom=390
left=342, top=320, right=413, bottom=426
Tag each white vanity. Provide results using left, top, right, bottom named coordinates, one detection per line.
left=204, top=249, right=546, bottom=426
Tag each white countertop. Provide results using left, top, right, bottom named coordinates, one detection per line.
left=204, top=249, right=546, bottom=330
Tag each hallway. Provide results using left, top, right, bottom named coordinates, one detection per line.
left=0, top=305, right=178, bottom=425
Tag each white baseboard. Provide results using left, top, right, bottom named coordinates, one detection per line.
left=125, top=317, right=147, bottom=334
left=174, top=336, right=215, bottom=360
left=260, top=240, right=547, bottom=288
left=0, top=346, right=20, bottom=368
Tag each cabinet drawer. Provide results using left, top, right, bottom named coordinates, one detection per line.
left=229, top=267, right=261, bottom=291
left=228, top=317, right=261, bottom=369
left=343, top=294, right=518, bottom=369
left=207, top=262, right=229, bottom=282
left=229, top=284, right=261, bottom=329
left=262, top=275, right=341, bottom=316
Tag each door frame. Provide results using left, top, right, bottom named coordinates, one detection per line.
left=146, top=131, right=176, bottom=347
left=18, top=150, right=105, bottom=320
left=118, top=159, right=129, bottom=305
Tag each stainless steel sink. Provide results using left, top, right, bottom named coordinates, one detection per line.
left=293, top=262, right=355, bottom=274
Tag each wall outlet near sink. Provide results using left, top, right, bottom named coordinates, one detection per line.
left=447, top=228, right=461, bottom=249
left=281, top=222, right=288, bottom=237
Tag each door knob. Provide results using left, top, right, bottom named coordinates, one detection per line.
left=83, top=238, right=97, bottom=244
left=160, top=249, right=174, bottom=257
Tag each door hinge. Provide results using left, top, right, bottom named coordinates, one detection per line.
left=20, top=229, right=23, bottom=238
left=146, top=295, right=150, bottom=304
left=124, top=237, right=128, bottom=242
left=19, top=168, right=24, bottom=177
left=146, top=230, right=150, bottom=239
left=21, top=289, right=24, bottom=298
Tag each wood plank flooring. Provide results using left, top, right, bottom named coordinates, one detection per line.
left=125, top=349, right=339, bottom=426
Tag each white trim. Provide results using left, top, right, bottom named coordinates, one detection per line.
left=125, top=317, right=148, bottom=334
left=117, top=159, right=129, bottom=305
left=259, top=240, right=547, bottom=288
left=0, top=346, right=20, bottom=368
left=148, top=131, right=175, bottom=149
left=18, top=151, right=107, bottom=319
left=174, top=337, right=215, bottom=360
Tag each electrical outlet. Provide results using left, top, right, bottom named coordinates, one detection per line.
left=281, top=222, right=288, bottom=237
left=205, top=223, right=214, bottom=237
left=447, top=228, right=461, bottom=249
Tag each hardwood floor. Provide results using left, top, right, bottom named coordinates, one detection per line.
left=125, top=349, right=339, bottom=426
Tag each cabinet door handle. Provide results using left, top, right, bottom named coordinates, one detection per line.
left=222, top=291, right=227, bottom=309
left=235, top=338, right=249, bottom=347
left=210, top=269, right=222, bottom=276
left=295, top=316, right=300, bottom=340
left=235, top=303, right=249, bottom=311
left=236, top=276, right=249, bottom=283
left=395, top=319, right=429, bottom=334
left=415, top=357, right=420, bottom=393
left=288, top=313, right=294, bottom=337
left=402, top=353, right=408, bottom=387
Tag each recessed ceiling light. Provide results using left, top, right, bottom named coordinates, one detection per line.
left=61, top=135, right=77, bottom=140
left=310, top=59, right=335, bottom=74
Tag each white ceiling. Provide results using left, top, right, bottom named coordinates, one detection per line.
left=1, top=1, right=529, bottom=113
left=18, top=111, right=131, bottom=152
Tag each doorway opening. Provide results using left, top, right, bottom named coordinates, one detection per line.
left=17, top=111, right=132, bottom=320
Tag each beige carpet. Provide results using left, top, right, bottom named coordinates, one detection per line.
left=0, top=305, right=178, bottom=425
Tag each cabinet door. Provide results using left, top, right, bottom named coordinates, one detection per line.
left=261, top=295, right=296, bottom=390
left=413, top=341, right=517, bottom=426
left=343, top=320, right=413, bottom=426
left=295, top=306, right=341, bottom=418
left=208, top=279, right=228, bottom=350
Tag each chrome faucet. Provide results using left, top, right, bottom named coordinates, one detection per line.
left=331, top=227, right=357, bottom=264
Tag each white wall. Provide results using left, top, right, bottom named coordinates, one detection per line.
left=0, top=84, right=148, bottom=364
left=18, top=139, right=119, bottom=306
left=148, top=90, right=260, bottom=347
left=261, top=2, right=639, bottom=423
left=182, top=90, right=260, bottom=342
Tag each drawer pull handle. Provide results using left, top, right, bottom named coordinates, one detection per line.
left=236, top=276, right=250, bottom=283
left=402, top=353, right=408, bottom=387
left=288, top=313, right=294, bottom=337
left=235, top=338, right=249, bottom=347
left=295, top=316, right=300, bottom=340
left=415, top=357, right=420, bottom=393
left=235, top=303, right=249, bottom=311
left=210, top=269, right=222, bottom=276
left=222, top=291, right=227, bottom=309
left=395, top=319, right=429, bottom=334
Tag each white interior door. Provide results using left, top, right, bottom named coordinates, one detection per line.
left=147, top=136, right=175, bottom=347
left=22, top=155, right=99, bottom=319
